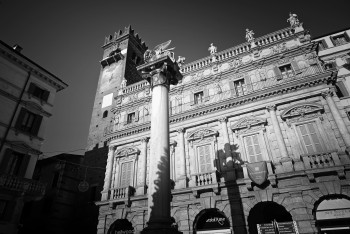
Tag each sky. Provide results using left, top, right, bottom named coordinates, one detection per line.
left=0, top=0, right=349, bottom=157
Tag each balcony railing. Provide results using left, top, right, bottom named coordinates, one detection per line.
left=301, top=151, right=341, bottom=169
left=191, top=171, right=218, bottom=187
left=0, top=174, right=46, bottom=196
left=109, top=186, right=134, bottom=200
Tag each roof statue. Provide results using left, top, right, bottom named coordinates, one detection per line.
left=177, top=56, right=186, bottom=67
left=245, top=28, right=255, bottom=43
left=143, top=40, right=175, bottom=63
left=287, top=12, right=300, bottom=28
left=208, top=43, right=217, bottom=55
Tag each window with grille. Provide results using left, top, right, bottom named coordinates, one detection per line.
left=234, top=79, right=245, bottom=96
left=243, top=134, right=263, bottom=163
left=120, top=161, right=133, bottom=187
left=332, top=34, right=350, bottom=46
left=197, top=144, right=212, bottom=173
left=279, top=64, right=294, bottom=79
left=194, top=91, right=204, bottom=104
left=296, top=122, right=324, bottom=154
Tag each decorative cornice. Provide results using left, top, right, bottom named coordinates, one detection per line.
left=231, top=116, right=267, bottom=131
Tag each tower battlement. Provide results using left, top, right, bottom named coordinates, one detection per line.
left=103, top=25, right=147, bottom=50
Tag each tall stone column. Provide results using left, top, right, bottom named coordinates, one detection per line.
left=138, top=53, right=182, bottom=233
left=102, top=146, right=115, bottom=200
left=219, top=117, right=235, bottom=181
left=322, top=89, right=350, bottom=148
left=176, top=128, right=186, bottom=188
left=137, top=137, right=149, bottom=195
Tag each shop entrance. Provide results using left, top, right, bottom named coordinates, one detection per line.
left=107, top=219, right=134, bottom=234
left=193, top=208, right=232, bottom=234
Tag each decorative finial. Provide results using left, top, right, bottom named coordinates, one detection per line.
left=177, top=56, right=185, bottom=67
left=287, top=12, right=300, bottom=28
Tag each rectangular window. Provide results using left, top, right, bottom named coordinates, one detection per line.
left=296, top=122, right=323, bottom=154
left=194, top=91, right=204, bottom=104
left=332, top=34, right=350, bottom=46
left=197, top=144, right=212, bottom=173
left=318, top=40, right=328, bottom=51
left=120, top=161, right=133, bottom=187
left=279, top=64, right=294, bottom=79
left=15, top=108, right=43, bottom=136
left=28, top=83, right=50, bottom=102
left=234, top=79, right=245, bottom=96
left=127, top=112, right=135, bottom=124
left=244, top=134, right=263, bottom=163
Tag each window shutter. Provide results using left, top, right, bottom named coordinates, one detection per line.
left=123, top=113, right=128, bottom=125
left=15, top=108, right=27, bottom=129
left=203, top=89, right=209, bottom=101
left=273, top=66, right=282, bottom=80
left=229, top=81, right=237, bottom=97
left=0, top=149, right=13, bottom=173
left=28, top=83, right=36, bottom=95
left=42, top=90, right=50, bottom=102
left=291, top=61, right=301, bottom=74
left=18, top=154, right=31, bottom=177
left=190, top=93, right=195, bottom=106
left=134, top=110, right=139, bottom=122
left=30, top=115, right=43, bottom=136
left=245, top=74, right=252, bottom=92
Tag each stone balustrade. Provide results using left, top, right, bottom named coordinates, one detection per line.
left=110, top=186, right=134, bottom=200
left=181, top=27, right=295, bottom=74
left=120, top=80, right=149, bottom=95
left=192, top=171, right=217, bottom=186
left=0, top=174, right=46, bottom=196
left=301, top=151, right=341, bottom=169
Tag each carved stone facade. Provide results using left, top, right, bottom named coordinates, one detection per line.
left=88, top=20, right=350, bottom=234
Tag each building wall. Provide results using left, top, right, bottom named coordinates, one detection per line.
left=89, top=23, right=350, bottom=234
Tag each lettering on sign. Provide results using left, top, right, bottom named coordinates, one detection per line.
left=316, top=209, right=350, bottom=220
left=206, top=217, right=226, bottom=225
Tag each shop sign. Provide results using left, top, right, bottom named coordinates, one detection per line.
left=316, top=208, right=350, bottom=220
left=247, top=161, right=268, bottom=185
left=257, top=221, right=299, bottom=234
left=196, top=209, right=230, bottom=231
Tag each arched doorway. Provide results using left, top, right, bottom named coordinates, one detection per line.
left=248, top=201, right=293, bottom=234
left=315, top=196, right=350, bottom=234
left=107, top=219, right=134, bottom=234
left=193, top=208, right=231, bottom=234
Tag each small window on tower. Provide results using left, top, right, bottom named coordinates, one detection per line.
left=103, top=110, right=108, bottom=118
left=279, top=64, right=293, bottom=78
left=194, top=91, right=204, bottom=104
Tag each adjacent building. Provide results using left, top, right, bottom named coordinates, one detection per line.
left=0, top=41, right=68, bottom=234
left=86, top=16, right=350, bottom=234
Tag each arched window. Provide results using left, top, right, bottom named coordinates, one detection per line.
left=103, top=110, right=108, bottom=118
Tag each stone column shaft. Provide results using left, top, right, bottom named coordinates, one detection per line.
left=323, top=90, right=350, bottom=147
left=176, top=128, right=186, bottom=179
left=267, top=105, right=289, bottom=158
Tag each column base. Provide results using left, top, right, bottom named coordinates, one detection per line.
left=175, top=176, right=187, bottom=189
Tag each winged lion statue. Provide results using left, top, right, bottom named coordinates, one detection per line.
left=144, top=40, right=175, bottom=63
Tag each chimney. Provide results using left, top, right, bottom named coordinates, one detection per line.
left=13, top=44, right=23, bottom=53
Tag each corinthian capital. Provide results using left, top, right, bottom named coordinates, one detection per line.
left=177, top=128, right=185, bottom=133
left=266, top=104, right=276, bottom=112
left=218, top=117, right=227, bottom=123
left=321, top=89, right=335, bottom=99
left=140, top=137, right=149, bottom=143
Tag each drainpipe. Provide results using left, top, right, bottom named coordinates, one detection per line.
left=0, top=70, right=31, bottom=155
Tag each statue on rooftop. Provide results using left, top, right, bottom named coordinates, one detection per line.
left=245, top=28, right=255, bottom=43
left=177, top=56, right=186, bottom=67
left=287, top=12, right=300, bottom=28
left=208, top=43, right=217, bottom=55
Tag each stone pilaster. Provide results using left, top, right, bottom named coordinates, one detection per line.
left=322, top=89, right=350, bottom=149
left=138, top=55, right=182, bottom=234
left=102, top=145, right=115, bottom=201
left=176, top=128, right=187, bottom=188
left=137, top=137, right=149, bottom=195
left=266, top=105, right=292, bottom=172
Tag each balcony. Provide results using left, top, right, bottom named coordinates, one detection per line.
left=0, top=174, right=46, bottom=198
left=190, top=170, right=220, bottom=197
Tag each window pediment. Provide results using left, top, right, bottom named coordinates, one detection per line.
left=231, top=116, right=267, bottom=131
left=281, top=103, right=324, bottom=120
left=115, top=146, right=139, bottom=158
left=187, top=128, right=218, bottom=142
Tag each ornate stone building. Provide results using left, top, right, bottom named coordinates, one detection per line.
left=0, top=41, right=68, bottom=233
left=87, top=16, right=350, bottom=234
